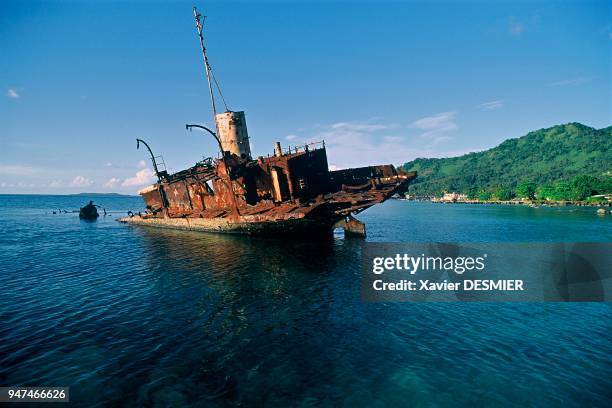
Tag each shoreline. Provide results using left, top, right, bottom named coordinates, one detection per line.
left=427, top=199, right=611, bottom=207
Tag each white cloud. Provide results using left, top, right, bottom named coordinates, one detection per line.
left=6, top=88, right=20, bottom=99
left=0, top=165, right=37, bottom=175
left=411, top=111, right=458, bottom=140
left=70, top=175, right=93, bottom=187
left=548, top=77, right=591, bottom=87
left=285, top=134, right=298, bottom=141
left=104, top=162, right=113, bottom=167
left=137, top=160, right=147, bottom=168
left=383, top=136, right=405, bottom=142
left=103, top=177, right=121, bottom=188
left=431, top=136, right=454, bottom=145
left=508, top=19, right=524, bottom=36
left=478, top=100, right=504, bottom=110
left=285, top=116, right=470, bottom=169
left=412, top=111, right=457, bottom=131
left=311, top=120, right=425, bottom=168
left=49, top=180, right=64, bottom=187
left=330, top=122, right=393, bottom=132
left=121, top=168, right=155, bottom=187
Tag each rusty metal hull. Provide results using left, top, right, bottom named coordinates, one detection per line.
left=118, top=213, right=336, bottom=236
left=127, top=142, right=417, bottom=236
left=124, top=10, right=417, bottom=237
left=122, top=173, right=415, bottom=236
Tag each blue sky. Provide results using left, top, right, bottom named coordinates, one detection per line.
left=1, top=0, right=610, bottom=194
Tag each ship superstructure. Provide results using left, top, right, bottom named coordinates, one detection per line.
left=120, top=7, right=416, bottom=236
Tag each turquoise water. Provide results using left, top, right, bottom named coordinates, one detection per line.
left=0, top=195, right=610, bottom=406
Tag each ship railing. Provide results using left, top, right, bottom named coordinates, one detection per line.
left=283, top=140, right=325, bottom=155
left=197, top=157, right=215, bottom=168
left=153, top=155, right=167, bottom=172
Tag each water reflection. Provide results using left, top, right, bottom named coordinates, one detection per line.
left=129, top=227, right=368, bottom=405
left=136, top=227, right=347, bottom=292
left=3, top=196, right=611, bottom=406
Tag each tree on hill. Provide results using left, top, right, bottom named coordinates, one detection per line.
left=516, top=180, right=536, bottom=200
left=402, top=123, right=612, bottom=199
left=571, top=175, right=606, bottom=201
left=492, top=186, right=514, bottom=201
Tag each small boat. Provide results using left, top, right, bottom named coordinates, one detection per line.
left=79, top=201, right=99, bottom=220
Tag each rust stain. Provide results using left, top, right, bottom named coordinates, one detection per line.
left=127, top=140, right=416, bottom=236
left=120, top=7, right=417, bottom=237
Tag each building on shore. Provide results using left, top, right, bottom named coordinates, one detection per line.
left=434, top=192, right=468, bottom=203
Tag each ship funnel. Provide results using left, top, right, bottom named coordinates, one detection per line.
left=215, top=111, right=252, bottom=159
left=274, top=142, right=282, bottom=157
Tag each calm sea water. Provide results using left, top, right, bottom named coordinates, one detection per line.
left=0, top=195, right=610, bottom=407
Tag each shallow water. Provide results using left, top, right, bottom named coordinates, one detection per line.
left=0, top=195, right=610, bottom=406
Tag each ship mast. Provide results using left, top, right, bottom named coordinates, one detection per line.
left=193, top=6, right=228, bottom=126
left=191, top=6, right=240, bottom=216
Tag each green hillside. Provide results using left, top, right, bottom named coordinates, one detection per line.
left=402, top=123, right=612, bottom=201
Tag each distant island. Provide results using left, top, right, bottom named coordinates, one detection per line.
left=70, top=193, right=134, bottom=197
left=403, top=123, right=611, bottom=203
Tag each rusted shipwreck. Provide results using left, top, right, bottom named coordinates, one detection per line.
left=119, top=7, right=416, bottom=237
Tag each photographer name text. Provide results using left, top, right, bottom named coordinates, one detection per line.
left=371, top=254, right=524, bottom=292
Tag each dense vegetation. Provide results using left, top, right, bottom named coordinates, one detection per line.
left=402, top=123, right=611, bottom=201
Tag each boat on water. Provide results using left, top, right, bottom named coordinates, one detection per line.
left=119, top=7, right=416, bottom=237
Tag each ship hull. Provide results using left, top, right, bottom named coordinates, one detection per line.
left=123, top=10, right=417, bottom=239
left=118, top=214, right=338, bottom=237
left=124, top=152, right=417, bottom=237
